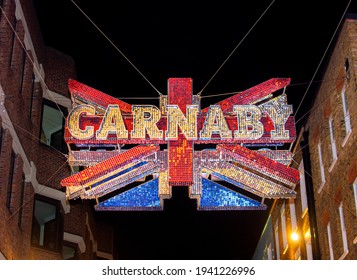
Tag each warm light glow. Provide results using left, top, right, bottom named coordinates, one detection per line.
left=291, top=232, right=299, bottom=241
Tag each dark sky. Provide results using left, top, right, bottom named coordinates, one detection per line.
left=33, top=0, right=357, bottom=259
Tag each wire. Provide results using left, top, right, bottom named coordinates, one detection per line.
left=0, top=6, right=67, bottom=157
left=291, top=156, right=356, bottom=219
left=197, top=76, right=346, bottom=100
left=0, top=6, right=67, bottom=121
left=292, top=110, right=357, bottom=158
left=69, top=0, right=162, bottom=96
left=294, top=0, right=352, bottom=117
left=117, top=96, right=160, bottom=100
left=0, top=7, right=71, bottom=222
left=199, top=91, right=242, bottom=99
left=1, top=119, right=67, bottom=158
left=197, top=0, right=276, bottom=96
left=7, top=159, right=70, bottom=222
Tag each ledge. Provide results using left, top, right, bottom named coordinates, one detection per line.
left=317, top=182, right=326, bottom=194
left=342, top=130, right=352, bottom=147
left=63, top=232, right=86, bottom=254
left=328, top=158, right=338, bottom=173
left=338, top=250, right=349, bottom=260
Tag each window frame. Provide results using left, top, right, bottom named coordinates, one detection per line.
left=9, top=17, right=17, bottom=67
left=341, top=85, right=352, bottom=147
left=326, top=222, right=334, bottom=260
left=40, top=99, right=68, bottom=153
left=304, top=228, right=313, bottom=260
left=353, top=178, right=357, bottom=217
left=317, top=141, right=326, bottom=193
left=19, top=48, right=27, bottom=95
left=280, top=202, right=288, bottom=253
left=328, top=116, right=337, bottom=172
left=338, top=202, right=349, bottom=259
left=18, top=174, right=26, bottom=230
left=274, top=220, right=280, bottom=260
left=31, top=195, right=63, bottom=252
left=299, top=160, right=308, bottom=217
left=6, top=150, right=16, bottom=210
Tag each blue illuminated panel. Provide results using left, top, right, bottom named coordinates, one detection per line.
left=95, top=178, right=162, bottom=211
left=199, top=178, right=266, bottom=210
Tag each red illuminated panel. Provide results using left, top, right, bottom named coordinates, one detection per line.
left=217, top=144, right=299, bottom=186
left=168, top=78, right=193, bottom=186
left=201, top=78, right=291, bottom=113
left=61, top=145, right=159, bottom=187
left=168, top=135, right=193, bottom=186
left=167, top=78, right=193, bottom=113
left=68, top=79, right=132, bottom=113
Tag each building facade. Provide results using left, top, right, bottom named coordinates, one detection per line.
left=0, top=0, right=114, bottom=259
left=254, top=15, right=357, bottom=260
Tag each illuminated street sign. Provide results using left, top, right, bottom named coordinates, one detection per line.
left=61, top=78, right=299, bottom=211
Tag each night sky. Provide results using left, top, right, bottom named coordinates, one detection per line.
left=33, top=0, right=357, bottom=259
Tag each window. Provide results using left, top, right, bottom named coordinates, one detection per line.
left=9, top=18, right=17, bottom=67
left=317, top=141, right=326, bottom=192
left=341, top=85, right=352, bottom=146
left=274, top=221, right=280, bottom=259
left=327, top=222, right=334, bottom=260
left=29, top=74, right=35, bottom=118
left=280, top=202, right=288, bottom=252
left=289, top=199, right=297, bottom=233
left=328, top=116, right=337, bottom=171
left=305, top=228, right=313, bottom=260
left=18, top=174, right=25, bottom=229
left=6, top=150, right=16, bottom=210
left=40, top=100, right=68, bottom=153
left=31, top=196, right=63, bottom=252
left=299, top=160, right=308, bottom=216
left=338, top=203, right=348, bottom=258
left=19, top=49, right=27, bottom=94
left=266, top=243, right=273, bottom=260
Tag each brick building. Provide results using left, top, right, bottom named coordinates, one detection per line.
left=0, top=0, right=114, bottom=259
left=254, top=15, right=357, bottom=260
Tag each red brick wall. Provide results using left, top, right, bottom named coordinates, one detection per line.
left=270, top=18, right=357, bottom=260
left=306, top=18, right=357, bottom=260
left=0, top=0, right=110, bottom=260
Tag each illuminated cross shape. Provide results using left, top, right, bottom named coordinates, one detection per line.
left=61, top=78, right=299, bottom=211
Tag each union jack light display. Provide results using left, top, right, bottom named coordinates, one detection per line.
left=60, top=78, right=299, bottom=211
